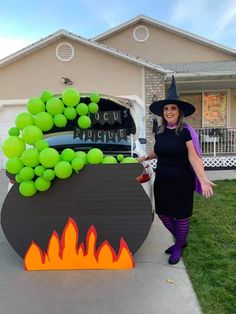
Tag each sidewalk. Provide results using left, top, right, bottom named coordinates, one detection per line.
left=0, top=170, right=204, bottom=314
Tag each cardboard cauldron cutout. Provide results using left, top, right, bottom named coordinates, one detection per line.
left=1, top=93, right=153, bottom=270
left=2, top=164, right=152, bottom=270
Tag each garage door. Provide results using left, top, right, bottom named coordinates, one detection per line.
left=0, top=105, right=25, bottom=169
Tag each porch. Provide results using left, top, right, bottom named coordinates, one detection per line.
left=196, top=128, right=236, bottom=169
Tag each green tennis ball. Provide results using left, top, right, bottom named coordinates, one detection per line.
left=34, top=165, right=45, bottom=177
left=120, top=157, right=138, bottom=164
left=90, top=92, right=100, bottom=104
left=20, top=167, right=35, bottom=181
left=64, top=107, right=77, bottom=120
left=76, top=103, right=88, bottom=116
left=87, top=148, right=103, bottom=164
left=54, top=161, right=72, bottom=179
left=75, top=151, right=88, bottom=164
left=62, top=88, right=80, bottom=107
left=35, top=139, right=49, bottom=152
left=88, top=102, right=99, bottom=114
left=21, top=148, right=40, bottom=167
left=102, top=156, right=117, bottom=164
left=27, top=97, right=45, bottom=115
left=39, top=148, right=60, bottom=168
left=8, top=127, right=20, bottom=136
left=77, top=116, right=91, bottom=129
left=35, top=177, right=51, bottom=192
left=71, top=157, right=85, bottom=172
left=19, top=181, right=37, bottom=197
left=15, top=174, right=23, bottom=183
left=15, top=112, right=34, bottom=130
left=53, top=114, right=67, bottom=127
left=2, top=136, right=25, bottom=158
left=117, top=154, right=124, bottom=162
left=22, top=125, right=43, bottom=145
left=6, top=157, right=24, bottom=174
left=40, top=90, right=54, bottom=103
left=61, top=148, right=76, bottom=162
left=43, top=169, right=55, bottom=181
left=46, top=98, right=64, bottom=116
left=34, top=112, right=54, bottom=131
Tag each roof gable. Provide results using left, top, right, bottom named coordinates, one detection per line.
left=93, top=15, right=236, bottom=57
left=0, top=29, right=171, bottom=73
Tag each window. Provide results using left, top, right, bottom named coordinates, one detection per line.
left=203, top=92, right=227, bottom=127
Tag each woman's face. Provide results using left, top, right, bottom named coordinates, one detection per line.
left=163, top=104, right=180, bottom=124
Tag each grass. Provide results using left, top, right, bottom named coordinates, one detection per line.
left=182, top=179, right=236, bottom=314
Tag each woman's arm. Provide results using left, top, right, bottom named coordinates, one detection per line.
left=186, top=140, right=215, bottom=198
left=136, top=149, right=157, bottom=163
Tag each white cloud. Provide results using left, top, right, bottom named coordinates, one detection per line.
left=0, top=37, right=31, bottom=60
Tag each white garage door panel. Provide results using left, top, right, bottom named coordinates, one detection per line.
left=0, top=105, right=26, bottom=169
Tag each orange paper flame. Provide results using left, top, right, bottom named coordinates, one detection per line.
left=24, top=218, right=134, bottom=270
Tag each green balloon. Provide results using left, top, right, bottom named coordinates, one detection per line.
left=21, top=148, right=40, bottom=167
left=102, top=156, right=117, bottom=164
left=75, top=151, right=88, bottom=164
left=88, top=102, right=99, bottom=114
left=76, top=103, right=88, bottom=116
left=22, top=125, right=43, bottom=145
left=34, top=165, right=45, bottom=177
left=121, top=157, right=138, bottom=164
left=87, top=148, right=103, bottom=164
left=39, top=148, right=60, bottom=168
left=117, top=154, right=124, bottom=162
left=35, top=177, right=51, bottom=192
left=54, top=161, right=72, bottom=179
left=71, top=157, right=85, bottom=172
left=20, top=167, right=35, bottom=181
left=15, top=112, right=34, bottom=130
left=64, top=107, right=77, bottom=120
left=62, top=88, right=80, bottom=107
left=27, top=97, right=45, bottom=115
left=53, top=114, right=67, bottom=127
left=77, top=116, right=91, bottom=129
left=90, top=92, right=100, bottom=104
left=35, top=139, right=49, bottom=152
left=8, top=127, right=20, bottom=136
left=6, top=157, right=24, bottom=174
left=46, top=97, right=64, bottom=116
left=15, top=174, right=23, bottom=183
left=19, top=181, right=37, bottom=197
left=43, top=169, right=55, bottom=181
left=34, top=112, right=54, bottom=131
left=40, top=90, right=54, bottom=103
left=61, top=148, right=76, bottom=162
left=2, top=136, right=25, bottom=158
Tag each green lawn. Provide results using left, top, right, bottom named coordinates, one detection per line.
left=182, top=179, right=236, bottom=314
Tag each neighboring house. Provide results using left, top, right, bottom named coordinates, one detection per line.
left=0, top=15, right=236, bottom=169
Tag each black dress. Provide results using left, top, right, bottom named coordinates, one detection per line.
left=154, top=127, right=195, bottom=219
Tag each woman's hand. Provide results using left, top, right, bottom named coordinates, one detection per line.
left=200, top=178, right=216, bottom=198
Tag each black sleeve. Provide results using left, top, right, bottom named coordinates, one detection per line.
left=182, top=128, right=192, bottom=142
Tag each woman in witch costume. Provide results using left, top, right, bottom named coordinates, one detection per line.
left=138, top=75, right=215, bottom=265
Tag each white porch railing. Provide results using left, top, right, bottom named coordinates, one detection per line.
left=195, top=128, right=236, bottom=156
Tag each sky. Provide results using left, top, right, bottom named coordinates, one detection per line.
left=0, top=0, right=236, bottom=60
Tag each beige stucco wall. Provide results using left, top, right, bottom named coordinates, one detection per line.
left=0, top=38, right=143, bottom=100
left=99, top=22, right=236, bottom=64
left=231, top=89, right=236, bottom=127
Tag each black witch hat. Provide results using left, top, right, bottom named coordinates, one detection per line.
left=149, top=75, right=195, bottom=117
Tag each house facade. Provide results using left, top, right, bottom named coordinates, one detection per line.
left=0, top=15, right=236, bottom=169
